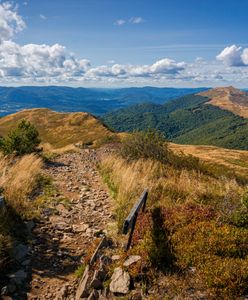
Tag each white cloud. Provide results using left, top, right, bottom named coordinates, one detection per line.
left=0, top=2, right=25, bottom=43
left=114, top=19, right=126, bottom=26
left=0, top=41, right=90, bottom=80
left=40, top=14, right=47, bottom=20
left=114, top=16, right=145, bottom=26
left=85, top=58, right=185, bottom=80
left=129, top=17, right=145, bottom=24
left=0, top=2, right=248, bottom=87
left=216, top=45, right=247, bottom=66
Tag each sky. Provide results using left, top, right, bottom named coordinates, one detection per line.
left=0, top=0, right=248, bottom=87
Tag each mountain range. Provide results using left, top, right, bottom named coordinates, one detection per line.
left=103, top=86, right=248, bottom=150
left=0, top=86, right=206, bottom=117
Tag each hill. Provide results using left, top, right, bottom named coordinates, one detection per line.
left=0, top=108, right=115, bottom=150
left=0, top=86, right=206, bottom=117
left=103, top=88, right=248, bottom=150
left=199, top=86, right=248, bottom=118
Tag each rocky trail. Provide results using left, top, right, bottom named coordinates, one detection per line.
left=27, top=149, right=114, bottom=300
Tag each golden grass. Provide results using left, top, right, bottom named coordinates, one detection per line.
left=169, top=143, right=248, bottom=177
left=0, top=154, right=43, bottom=218
left=100, top=154, right=244, bottom=229
left=101, top=152, right=248, bottom=297
left=199, top=86, right=248, bottom=118
left=0, top=108, right=117, bottom=151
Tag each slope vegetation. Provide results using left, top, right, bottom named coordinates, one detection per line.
left=0, top=108, right=116, bottom=150
left=103, top=89, right=248, bottom=150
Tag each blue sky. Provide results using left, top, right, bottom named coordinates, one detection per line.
left=0, top=0, right=248, bottom=87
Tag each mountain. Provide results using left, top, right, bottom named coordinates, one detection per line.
left=199, top=86, right=248, bottom=118
left=0, top=108, right=115, bottom=150
left=0, top=86, right=207, bottom=117
left=103, top=87, right=248, bottom=150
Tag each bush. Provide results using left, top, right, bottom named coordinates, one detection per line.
left=0, top=120, right=41, bottom=156
left=120, top=129, right=171, bottom=163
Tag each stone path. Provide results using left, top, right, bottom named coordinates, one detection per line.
left=28, top=149, right=113, bottom=300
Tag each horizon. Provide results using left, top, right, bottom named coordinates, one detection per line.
left=0, top=1, right=248, bottom=87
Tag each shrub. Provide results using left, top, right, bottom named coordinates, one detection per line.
left=119, top=129, right=171, bottom=163
left=0, top=120, right=41, bottom=156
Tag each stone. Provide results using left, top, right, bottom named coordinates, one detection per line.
left=55, top=284, right=68, bottom=300
left=1, top=286, right=8, bottom=296
left=56, top=204, right=68, bottom=214
left=112, top=255, right=121, bottom=261
left=123, top=255, right=141, bottom=267
left=72, top=224, right=89, bottom=233
left=109, top=267, right=130, bottom=294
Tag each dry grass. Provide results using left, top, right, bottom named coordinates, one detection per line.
left=0, top=108, right=117, bottom=151
left=100, top=154, right=244, bottom=229
left=199, top=86, right=248, bottom=118
left=100, top=152, right=248, bottom=297
left=169, top=143, right=248, bottom=177
left=0, top=153, right=43, bottom=218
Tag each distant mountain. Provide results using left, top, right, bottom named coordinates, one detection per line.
left=199, top=86, right=248, bottom=118
left=103, top=87, right=248, bottom=150
left=0, top=86, right=207, bottom=116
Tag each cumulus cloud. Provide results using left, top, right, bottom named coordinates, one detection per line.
left=0, top=41, right=90, bottom=80
left=85, top=58, right=185, bottom=80
left=1, top=2, right=248, bottom=86
left=0, top=2, right=26, bottom=43
left=216, top=45, right=248, bottom=66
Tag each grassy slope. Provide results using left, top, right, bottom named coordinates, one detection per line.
left=100, top=144, right=248, bottom=298
left=0, top=108, right=115, bottom=150
left=103, top=94, right=248, bottom=150
left=169, top=143, right=248, bottom=177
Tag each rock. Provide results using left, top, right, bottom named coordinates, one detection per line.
left=55, top=284, right=68, bottom=300
left=112, top=255, right=121, bottom=261
left=109, top=267, right=130, bottom=294
left=1, top=286, right=8, bottom=296
left=56, top=204, right=68, bottom=214
left=72, top=224, right=89, bottom=233
left=123, top=255, right=141, bottom=267
left=13, top=243, right=29, bottom=263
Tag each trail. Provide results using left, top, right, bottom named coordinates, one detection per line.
left=28, top=149, right=113, bottom=300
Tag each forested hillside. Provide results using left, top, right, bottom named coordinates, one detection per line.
left=103, top=93, right=248, bottom=150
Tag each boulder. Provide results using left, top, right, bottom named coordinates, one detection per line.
left=109, top=267, right=130, bottom=294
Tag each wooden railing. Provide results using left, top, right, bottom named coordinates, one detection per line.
left=122, top=189, right=148, bottom=250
